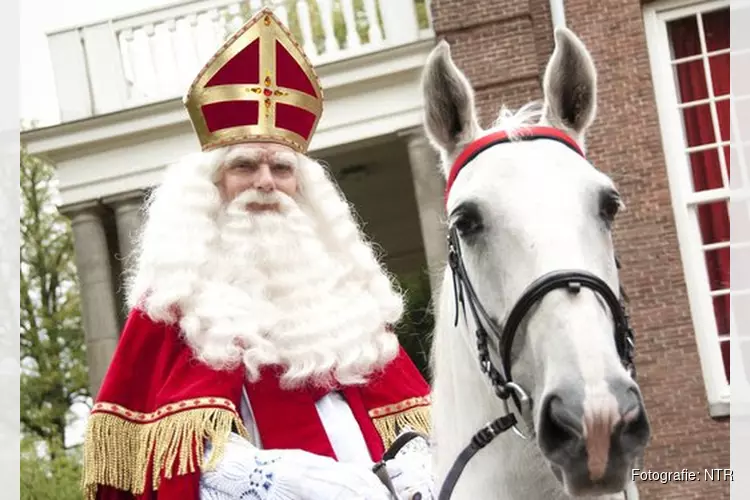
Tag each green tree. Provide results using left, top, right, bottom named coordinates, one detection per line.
left=20, top=436, right=84, bottom=500
left=394, top=269, right=435, bottom=382
left=20, top=145, right=88, bottom=496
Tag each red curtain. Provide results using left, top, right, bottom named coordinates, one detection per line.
left=668, top=9, right=730, bottom=381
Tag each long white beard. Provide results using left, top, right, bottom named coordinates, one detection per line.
left=180, top=189, right=400, bottom=388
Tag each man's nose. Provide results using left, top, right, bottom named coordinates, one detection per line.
left=253, top=165, right=275, bottom=192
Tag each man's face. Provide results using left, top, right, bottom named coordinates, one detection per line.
left=217, top=142, right=299, bottom=212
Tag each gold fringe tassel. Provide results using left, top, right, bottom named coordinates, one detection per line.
left=82, top=407, right=248, bottom=500
left=371, top=404, right=432, bottom=450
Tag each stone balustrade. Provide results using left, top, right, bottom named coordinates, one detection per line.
left=46, top=0, right=432, bottom=123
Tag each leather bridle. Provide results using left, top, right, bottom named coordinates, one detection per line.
left=436, top=127, right=637, bottom=500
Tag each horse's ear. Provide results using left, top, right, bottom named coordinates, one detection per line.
left=421, top=40, right=481, bottom=174
left=540, top=28, right=597, bottom=144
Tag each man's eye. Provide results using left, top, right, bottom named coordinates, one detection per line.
left=232, top=161, right=254, bottom=170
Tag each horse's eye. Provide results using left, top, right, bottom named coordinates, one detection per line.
left=600, top=189, right=622, bottom=224
left=453, top=203, right=484, bottom=237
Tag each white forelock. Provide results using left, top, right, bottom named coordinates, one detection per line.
left=487, top=101, right=545, bottom=137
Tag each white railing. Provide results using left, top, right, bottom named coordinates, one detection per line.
left=47, top=0, right=433, bottom=122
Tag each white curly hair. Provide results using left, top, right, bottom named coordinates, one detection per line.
left=125, top=145, right=404, bottom=388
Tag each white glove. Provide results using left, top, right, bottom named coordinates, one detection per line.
left=200, top=433, right=392, bottom=500
left=383, top=431, right=436, bottom=500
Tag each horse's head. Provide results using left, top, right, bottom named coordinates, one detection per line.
left=422, top=28, right=651, bottom=496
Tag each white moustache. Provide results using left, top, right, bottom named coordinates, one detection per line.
left=227, top=189, right=296, bottom=213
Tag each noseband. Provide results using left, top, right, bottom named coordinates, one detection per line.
left=437, top=127, right=637, bottom=500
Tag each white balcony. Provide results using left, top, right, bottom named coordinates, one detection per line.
left=24, top=0, right=436, bottom=209
left=22, top=0, right=438, bottom=219
left=47, top=0, right=434, bottom=122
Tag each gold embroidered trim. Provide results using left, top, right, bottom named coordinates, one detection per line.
left=91, top=397, right=240, bottom=423
left=369, top=397, right=432, bottom=450
left=82, top=398, right=248, bottom=500
left=368, top=395, right=431, bottom=418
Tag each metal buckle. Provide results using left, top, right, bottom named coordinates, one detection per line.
left=501, top=381, right=532, bottom=440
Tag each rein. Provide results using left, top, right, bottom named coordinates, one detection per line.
left=436, top=127, right=637, bottom=500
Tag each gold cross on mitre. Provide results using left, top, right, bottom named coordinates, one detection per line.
left=183, top=8, right=324, bottom=153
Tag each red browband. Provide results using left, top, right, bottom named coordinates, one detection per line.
left=444, top=126, right=585, bottom=206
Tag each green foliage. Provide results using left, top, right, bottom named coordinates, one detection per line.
left=414, top=0, right=430, bottom=29
left=20, top=437, right=83, bottom=500
left=394, top=269, right=435, bottom=383
left=20, top=146, right=89, bottom=459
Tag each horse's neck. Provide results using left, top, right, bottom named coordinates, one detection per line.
left=431, top=285, right=635, bottom=500
left=430, top=316, right=556, bottom=499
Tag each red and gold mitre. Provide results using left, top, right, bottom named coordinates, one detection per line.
left=183, top=8, right=324, bottom=153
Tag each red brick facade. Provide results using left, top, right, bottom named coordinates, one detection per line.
left=428, top=1, right=730, bottom=499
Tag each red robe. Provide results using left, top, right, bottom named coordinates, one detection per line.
left=82, top=308, right=431, bottom=500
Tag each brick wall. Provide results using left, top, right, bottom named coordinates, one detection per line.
left=428, top=1, right=730, bottom=498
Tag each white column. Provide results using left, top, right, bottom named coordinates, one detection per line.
left=105, top=190, right=146, bottom=329
left=62, top=202, right=121, bottom=397
left=105, top=190, right=145, bottom=267
left=400, top=127, right=448, bottom=301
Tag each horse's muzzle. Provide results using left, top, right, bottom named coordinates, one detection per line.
left=536, top=379, right=651, bottom=495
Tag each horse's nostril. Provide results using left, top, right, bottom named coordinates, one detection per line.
left=610, top=385, right=650, bottom=449
left=539, top=395, right=584, bottom=457
left=549, top=398, right=584, bottom=438
left=618, top=399, right=650, bottom=449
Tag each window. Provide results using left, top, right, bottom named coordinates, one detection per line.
left=644, top=0, right=731, bottom=417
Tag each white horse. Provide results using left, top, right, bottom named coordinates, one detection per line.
left=421, top=28, right=651, bottom=499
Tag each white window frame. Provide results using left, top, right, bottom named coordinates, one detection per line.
left=643, top=0, right=730, bottom=417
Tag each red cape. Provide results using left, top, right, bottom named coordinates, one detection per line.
left=83, top=308, right=431, bottom=500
